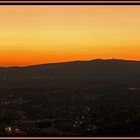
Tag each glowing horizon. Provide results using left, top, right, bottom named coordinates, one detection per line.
left=0, top=6, right=140, bottom=66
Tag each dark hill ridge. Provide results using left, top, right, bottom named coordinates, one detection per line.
left=0, top=59, right=140, bottom=82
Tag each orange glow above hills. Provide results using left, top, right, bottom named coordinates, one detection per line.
left=0, top=6, right=140, bottom=66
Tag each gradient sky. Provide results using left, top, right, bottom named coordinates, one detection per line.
left=0, top=6, right=140, bottom=66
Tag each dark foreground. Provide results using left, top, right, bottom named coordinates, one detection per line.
left=0, top=79, right=140, bottom=137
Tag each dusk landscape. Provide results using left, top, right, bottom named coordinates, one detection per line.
left=0, top=5, right=140, bottom=136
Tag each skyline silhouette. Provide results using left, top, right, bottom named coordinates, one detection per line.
left=0, top=58, right=140, bottom=68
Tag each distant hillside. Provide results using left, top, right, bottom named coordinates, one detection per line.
left=0, top=59, right=140, bottom=82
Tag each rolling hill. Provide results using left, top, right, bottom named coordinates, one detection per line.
left=0, top=59, right=139, bottom=82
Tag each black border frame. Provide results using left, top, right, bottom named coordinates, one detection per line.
left=0, top=0, right=140, bottom=139
left=0, top=1, right=140, bottom=5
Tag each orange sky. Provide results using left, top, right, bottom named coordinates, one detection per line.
left=0, top=6, right=140, bottom=66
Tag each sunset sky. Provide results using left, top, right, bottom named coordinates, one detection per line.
left=0, top=6, right=140, bottom=66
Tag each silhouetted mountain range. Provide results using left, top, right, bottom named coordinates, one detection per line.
left=0, top=59, right=140, bottom=82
